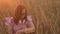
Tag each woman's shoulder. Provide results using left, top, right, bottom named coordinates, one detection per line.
left=27, top=16, right=32, bottom=21
left=27, top=16, right=31, bottom=17
left=5, top=17, right=13, bottom=25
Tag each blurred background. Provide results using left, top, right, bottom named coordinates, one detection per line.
left=0, top=0, right=60, bottom=34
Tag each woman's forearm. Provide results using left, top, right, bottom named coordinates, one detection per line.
left=16, top=27, right=35, bottom=34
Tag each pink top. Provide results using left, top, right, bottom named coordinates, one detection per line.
left=5, top=16, right=32, bottom=34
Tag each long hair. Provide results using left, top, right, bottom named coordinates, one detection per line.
left=13, top=5, right=27, bottom=24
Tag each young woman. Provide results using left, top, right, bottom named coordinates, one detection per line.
left=5, top=5, right=35, bottom=34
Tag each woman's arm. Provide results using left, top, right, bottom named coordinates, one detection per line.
left=16, top=22, right=35, bottom=34
left=5, top=17, right=13, bottom=34
left=24, top=21, right=35, bottom=33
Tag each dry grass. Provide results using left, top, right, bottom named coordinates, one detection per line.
left=0, top=0, right=60, bottom=34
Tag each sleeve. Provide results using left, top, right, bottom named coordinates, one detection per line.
left=5, top=17, right=13, bottom=26
left=27, top=16, right=32, bottom=22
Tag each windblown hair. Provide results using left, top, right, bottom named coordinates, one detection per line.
left=13, top=5, right=27, bottom=24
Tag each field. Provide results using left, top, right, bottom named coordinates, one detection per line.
left=0, top=0, right=60, bottom=34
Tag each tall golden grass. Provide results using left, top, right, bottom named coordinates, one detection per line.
left=0, top=0, right=60, bottom=34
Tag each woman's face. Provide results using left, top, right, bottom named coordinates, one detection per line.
left=20, top=9, right=26, bottom=19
